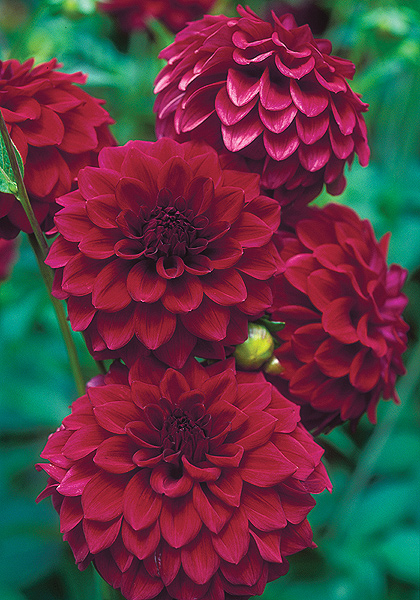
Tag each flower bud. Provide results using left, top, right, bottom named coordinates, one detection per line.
left=234, top=323, right=275, bottom=370
left=263, top=355, right=285, bottom=376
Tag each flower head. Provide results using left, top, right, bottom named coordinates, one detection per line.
left=98, top=0, right=218, bottom=34
left=268, top=203, right=408, bottom=432
left=154, top=5, right=369, bottom=211
left=37, top=357, right=331, bottom=600
left=0, top=58, right=115, bottom=239
left=46, top=138, right=281, bottom=368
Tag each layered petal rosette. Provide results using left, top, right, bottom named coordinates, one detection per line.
left=98, top=0, right=218, bottom=34
left=37, top=357, right=331, bottom=600
left=268, top=203, right=408, bottom=432
left=46, top=138, right=281, bottom=368
left=0, top=58, right=115, bottom=239
left=154, top=5, right=369, bottom=211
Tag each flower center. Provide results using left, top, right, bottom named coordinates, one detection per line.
left=142, top=205, right=197, bottom=259
left=162, top=407, right=209, bottom=462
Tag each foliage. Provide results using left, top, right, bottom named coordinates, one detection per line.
left=0, top=1, right=419, bottom=600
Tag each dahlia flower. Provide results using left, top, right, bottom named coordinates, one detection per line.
left=268, top=203, right=408, bottom=432
left=97, top=0, right=218, bottom=34
left=37, top=357, right=331, bottom=600
left=46, top=137, right=281, bottom=368
left=154, top=5, right=370, bottom=210
left=0, top=58, right=115, bottom=239
left=0, top=238, right=17, bottom=280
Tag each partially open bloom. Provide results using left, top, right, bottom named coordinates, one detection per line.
left=0, top=238, right=18, bottom=280
left=0, top=58, right=115, bottom=239
left=97, top=0, right=218, bottom=34
left=154, top=5, right=369, bottom=211
left=46, top=138, right=281, bottom=368
left=269, top=203, right=408, bottom=432
left=37, top=357, right=331, bottom=600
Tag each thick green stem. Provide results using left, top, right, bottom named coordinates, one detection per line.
left=28, top=235, right=86, bottom=397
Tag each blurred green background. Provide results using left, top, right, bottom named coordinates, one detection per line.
left=0, top=1, right=419, bottom=599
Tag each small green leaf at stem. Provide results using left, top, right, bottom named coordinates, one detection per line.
left=0, top=136, right=24, bottom=195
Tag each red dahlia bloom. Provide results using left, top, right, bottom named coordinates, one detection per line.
left=0, top=238, right=18, bottom=280
left=0, top=58, right=115, bottom=239
left=98, top=0, right=218, bottom=34
left=154, top=5, right=370, bottom=210
left=37, top=357, right=331, bottom=600
left=46, top=138, right=281, bottom=368
left=268, top=203, right=408, bottom=432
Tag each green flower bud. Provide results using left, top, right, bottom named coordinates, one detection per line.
left=234, top=323, right=275, bottom=371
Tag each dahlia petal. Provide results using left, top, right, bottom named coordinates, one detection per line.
left=229, top=412, right=276, bottom=451
left=184, top=254, right=213, bottom=275
left=322, top=296, right=359, bottom=343
left=236, top=245, right=279, bottom=279
left=231, top=212, right=273, bottom=248
left=250, top=529, right=283, bottom=563
left=314, top=69, right=347, bottom=93
left=239, top=442, right=297, bottom=486
left=121, top=147, right=160, bottom=198
left=78, top=228, right=121, bottom=259
left=238, top=277, right=272, bottom=314
left=56, top=461, right=99, bottom=496
left=181, top=530, right=220, bottom=585
left=206, top=443, right=244, bottom=467
left=226, top=68, right=260, bottom=107
left=24, top=146, right=60, bottom=197
left=83, top=516, right=122, bottom=554
left=274, top=51, right=315, bottom=80
left=156, top=255, right=185, bottom=279
left=349, top=347, right=381, bottom=392
left=162, top=274, right=203, bottom=312
left=274, top=433, right=317, bottom=480
left=61, top=254, right=101, bottom=295
left=120, top=561, right=164, bottom=600
left=221, top=113, right=264, bottom=152
left=60, top=113, right=99, bottom=153
left=157, top=156, right=194, bottom=195
left=175, top=83, right=219, bottom=132
left=78, top=167, right=120, bottom=200
left=59, top=496, right=83, bottom=533
left=94, top=436, right=136, bottom=473
left=182, top=456, right=221, bottom=482
left=62, top=424, right=108, bottom=460
left=160, top=495, right=202, bottom=548
left=96, top=305, right=136, bottom=350
left=82, top=471, right=127, bottom=521
left=259, top=67, right=292, bottom=110
left=263, top=125, right=299, bottom=160
left=356, top=313, right=389, bottom=356
left=151, top=463, right=193, bottom=497
left=153, top=322, right=197, bottom=369
left=46, top=236, right=77, bottom=268
left=127, top=262, right=167, bottom=303
left=167, top=572, right=210, bottom=600
left=135, top=302, right=176, bottom=349
left=281, top=518, right=314, bottom=555
left=54, top=205, right=91, bottom=243
left=215, top=87, right=257, bottom=126
left=123, top=470, right=162, bottom=530
left=284, top=254, right=319, bottom=294
left=115, top=177, right=155, bottom=213
left=314, top=337, right=354, bottom=377
left=212, top=508, right=249, bottom=564
left=205, top=238, right=243, bottom=269
left=23, top=106, right=64, bottom=145
left=192, top=483, right=233, bottom=534
left=290, top=78, right=329, bottom=117
left=259, top=103, right=297, bottom=134
left=63, top=523, right=89, bottom=563
left=92, top=260, right=132, bottom=311
left=329, top=121, right=354, bottom=159
left=133, top=448, right=163, bottom=467
left=296, top=110, right=329, bottom=144
left=242, top=487, right=287, bottom=531
left=125, top=421, right=161, bottom=449
left=298, top=136, right=331, bottom=171
left=94, top=401, right=140, bottom=434
left=121, top=521, right=161, bottom=560
left=208, top=470, right=243, bottom=507
left=212, top=186, right=245, bottom=222
left=331, top=94, right=356, bottom=135
left=110, top=536, right=133, bottom=573
left=95, top=550, right=123, bottom=588
left=181, top=297, right=229, bottom=341
left=306, top=268, right=344, bottom=310
left=86, top=195, right=120, bottom=229
left=201, top=269, right=247, bottom=306
left=220, top=542, right=264, bottom=586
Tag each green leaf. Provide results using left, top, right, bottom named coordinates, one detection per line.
left=0, top=132, right=24, bottom=195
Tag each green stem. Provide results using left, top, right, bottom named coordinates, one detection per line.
left=28, top=234, right=86, bottom=397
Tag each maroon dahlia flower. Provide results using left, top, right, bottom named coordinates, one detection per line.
left=46, top=138, right=281, bottom=368
left=0, top=58, right=115, bottom=239
left=37, top=357, right=331, bottom=600
left=98, top=0, right=218, bottom=34
left=154, top=5, right=370, bottom=210
left=268, top=203, right=408, bottom=432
